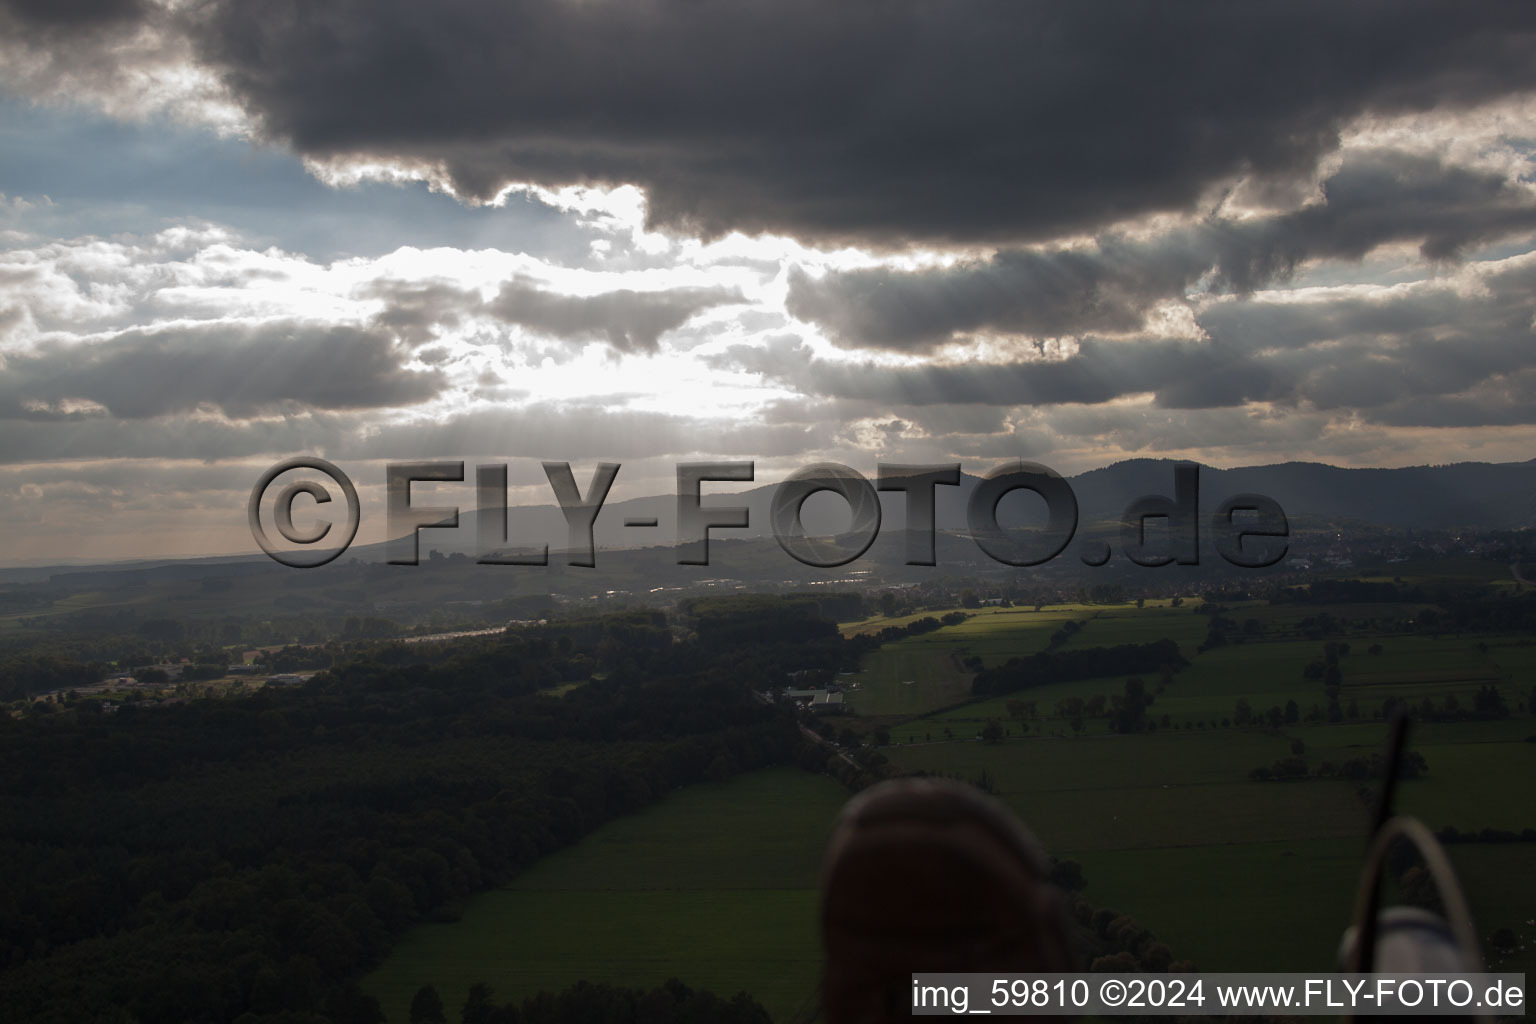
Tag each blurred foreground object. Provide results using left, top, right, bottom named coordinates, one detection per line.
left=820, top=778, right=1077, bottom=1024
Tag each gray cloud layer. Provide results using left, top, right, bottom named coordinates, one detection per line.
left=8, top=0, right=1536, bottom=245
left=788, top=151, right=1536, bottom=351
left=485, top=279, right=741, bottom=355
left=362, top=276, right=742, bottom=354
left=0, top=320, right=444, bottom=419
left=723, top=250, right=1536, bottom=427
left=0, top=400, right=829, bottom=466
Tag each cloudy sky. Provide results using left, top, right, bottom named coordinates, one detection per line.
left=2, top=1, right=1535, bottom=563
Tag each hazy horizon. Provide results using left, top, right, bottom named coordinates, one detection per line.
left=4, top=451, right=1530, bottom=570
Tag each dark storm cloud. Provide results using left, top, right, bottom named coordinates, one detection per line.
left=1212, top=150, right=1536, bottom=287
left=786, top=240, right=1210, bottom=351
left=717, top=335, right=1203, bottom=407
left=484, top=278, right=742, bottom=355
left=362, top=280, right=482, bottom=346
left=788, top=152, right=1536, bottom=351
left=724, top=252, right=1536, bottom=423
left=0, top=304, right=25, bottom=341
left=1369, top=374, right=1536, bottom=428
left=11, top=0, right=1530, bottom=246
left=0, top=320, right=444, bottom=419
left=1173, top=255, right=1536, bottom=420
left=357, top=275, right=741, bottom=354
left=0, top=0, right=143, bottom=29
left=0, top=412, right=357, bottom=464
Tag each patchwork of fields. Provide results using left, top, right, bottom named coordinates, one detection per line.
left=852, top=602, right=1535, bottom=977
left=369, top=599, right=1536, bottom=1021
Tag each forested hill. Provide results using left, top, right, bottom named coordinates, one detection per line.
left=0, top=598, right=853, bottom=1024
left=341, top=457, right=1536, bottom=558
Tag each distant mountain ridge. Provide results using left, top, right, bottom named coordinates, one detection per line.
left=26, top=457, right=1536, bottom=580
left=366, top=456, right=1536, bottom=560
left=1071, top=458, right=1536, bottom=531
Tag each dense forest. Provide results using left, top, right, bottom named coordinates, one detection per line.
left=0, top=598, right=852, bottom=1024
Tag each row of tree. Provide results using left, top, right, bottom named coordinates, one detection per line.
left=970, top=639, right=1186, bottom=698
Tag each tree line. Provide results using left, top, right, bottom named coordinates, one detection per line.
left=970, top=639, right=1186, bottom=698
left=406, top=978, right=770, bottom=1024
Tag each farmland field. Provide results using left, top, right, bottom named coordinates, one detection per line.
left=880, top=731, right=1375, bottom=853
left=1078, top=838, right=1363, bottom=971
left=845, top=598, right=1536, bottom=979
left=362, top=768, right=850, bottom=1024
left=1055, top=606, right=1209, bottom=652
left=844, top=603, right=1197, bottom=717
left=849, top=638, right=974, bottom=716
left=1080, top=837, right=1536, bottom=977
left=368, top=596, right=1536, bottom=1023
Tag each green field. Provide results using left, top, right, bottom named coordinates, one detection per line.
left=1081, top=837, right=1536, bottom=976
left=882, top=731, right=1376, bottom=853
left=369, top=597, right=1535, bottom=1019
left=362, top=768, right=851, bottom=1024
left=1079, top=838, right=1362, bottom=971
left=1056, top=606, right=1210, bottom=653
left=856, top=609, right=1534, bottom=733
left=851, top=599, right=1535, bottom=976
left=844, top=604, right=1198, bottom=718
left=848, top=638, right=975, bottom=716
left=875, top=722, right=1533, bottom=972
